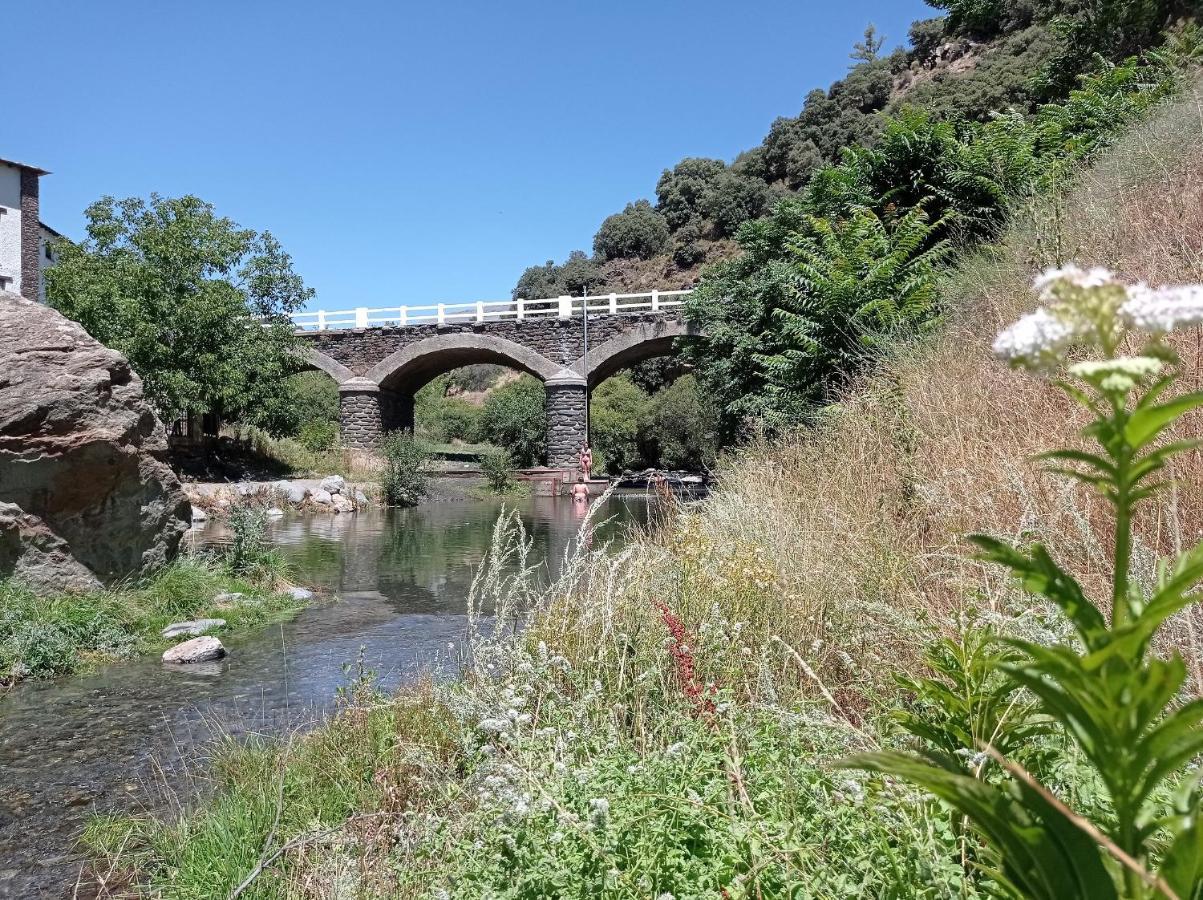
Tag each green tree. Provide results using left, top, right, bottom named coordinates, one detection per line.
left=593, top=200, right=671, bottom=261
left=45, top=194, right=312, bottom=431
left=850, top=24, right=885, bottom=62
left=640, top=375, right=719, bottom=471
left=655, top=158, right=727, bottom=231
left=477, top=375, right=547, bottom=466
left=700, top=171, right=774, bottom=237
left=589, top=374, right=649, bottom=474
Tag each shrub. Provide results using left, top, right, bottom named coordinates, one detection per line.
left=477, top=376, right=546, bottom=466
left=226, top=505, right=288, bottom=583
left=296, top=419, right=337, bottom=452
left=590, top=374, right=649, bottom=474
left=700, top=171, right=773, bottom=237
left=640, top=375, right=719, bottom=471
left=479, top=448, right=517, bottom=493
left=380, top=431, right=430, bottom=507
left=416, top=377, right=484, bottom=444
left=655, top=157, right=727, bottom=231
left=592, top=200, right=670, bottom=261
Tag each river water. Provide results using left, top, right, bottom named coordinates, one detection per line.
left=0, top=495, right=651, bottom=898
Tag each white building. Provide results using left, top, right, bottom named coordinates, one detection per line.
left=0, top=158, right=58, bottom=302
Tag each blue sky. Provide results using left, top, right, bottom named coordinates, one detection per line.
left=8, top=0, right=933, bottom=311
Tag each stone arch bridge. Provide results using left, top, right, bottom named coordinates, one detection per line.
left=294, top=291, right=697, bottom=468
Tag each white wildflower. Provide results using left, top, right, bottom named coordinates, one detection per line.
left=992, top=308, right=1073, bottom=367
left=589, top=797, right=610, bottom=818
left=478, top=717, right=511, bottom=734
left=1068, top=356, right=1164, bottom=391
left=1121, top=282, right=1203, bottom=333
left=657, top=894, right=676, bottom=900
left=1033, top=264, right=1117, bottom=296
left=665, top=741, right=686, bottom=757
left=549, top=830, right=565, bottom=844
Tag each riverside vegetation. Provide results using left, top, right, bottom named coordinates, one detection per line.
left=0, top=507, right=305, bottom=687
left=79, top=38, right=1203, bottom=898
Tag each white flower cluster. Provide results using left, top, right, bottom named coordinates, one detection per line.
left=1121, top=282, right=1203, bottom=333
left=994, top=265, right=1203, bottom=370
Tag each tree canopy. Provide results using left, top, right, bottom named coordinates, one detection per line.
left=45, top=194, right=313, bottom=433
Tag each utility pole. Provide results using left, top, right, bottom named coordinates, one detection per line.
left=581, top=286, right=590, bottom=444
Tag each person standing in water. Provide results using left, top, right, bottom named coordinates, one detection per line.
left=570, top=475, right=590, bottom=503
left=578, top=442, right=593, bottom=477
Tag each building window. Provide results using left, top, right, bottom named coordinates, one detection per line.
left=0, top=276, right=11, bottom=291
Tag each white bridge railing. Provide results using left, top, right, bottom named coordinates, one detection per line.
left=289, top=289, right=693, bottom=332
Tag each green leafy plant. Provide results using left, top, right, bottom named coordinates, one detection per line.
left=380, top=430, right=430, bottom=507
left=849, top=268, right=1203, bottom=899
left=479, top=448, right=517, bottom=494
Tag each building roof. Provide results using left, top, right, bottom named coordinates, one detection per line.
left=40, top=221, right=64, bottom=239
left=0, top=157, right=50, bottom=176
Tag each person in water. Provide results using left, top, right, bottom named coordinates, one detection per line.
left=570, top=475, right=590, bottom=502
left=578, top=442, right=593, bottom=476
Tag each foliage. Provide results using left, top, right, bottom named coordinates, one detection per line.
left=700, top=170, right=774, bottom=237
left=479, top=448, right=518, bottom=493
left=380, top=431, right=430, bottom=507
left=686, top=46, right=1190, bottom=437
left=278, top=371, right=340, bottom=451
left=758, top=204, right=949, bottom=412
left=850, top=23, right=886, bottom=63
left=655, top=157, right=727, bottom=231
left=0, top=558, right=303, bottom=684
left=589, top=374, right=649, bottom=474
left=592, top=199, right=671, bottom=261
left=477, top=375, right=547, bottom=466
left=45, top=194, right=313, bottom=429
left=851, top=271, right=1203, bottom=899
left=639, top=374, right=720, bottom=470
left=225, top=504, right=288, bottom=583
left=513, top=250, right=601, bottom=300
left=415, top=375, right=485, bottom=444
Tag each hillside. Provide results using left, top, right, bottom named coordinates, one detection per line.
left=513, top=0, right=1199, bottom=297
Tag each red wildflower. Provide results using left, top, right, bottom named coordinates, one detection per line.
left=655, top=601, right=718, bottom=718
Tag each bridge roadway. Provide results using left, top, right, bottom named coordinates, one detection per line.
left=295, top=291, right=697, bottom=468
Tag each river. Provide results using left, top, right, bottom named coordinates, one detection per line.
left=0, top=495, right=651, bottom=898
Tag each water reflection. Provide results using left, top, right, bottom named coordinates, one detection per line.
left=0, top=495, right=649, bottom=898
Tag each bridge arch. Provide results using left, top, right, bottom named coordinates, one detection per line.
left=298, top=346, right=356, bottom=384
left=573, top=319, right=699, bottom=389
left=364, top=333, right=562, bottom=393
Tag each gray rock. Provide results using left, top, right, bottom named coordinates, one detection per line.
left=265, top=507, right=285, bottom=518
left=162, top=636, right=226, bottom=664
left=353, top=489, right=369, bottom=504
left=286, top=586, right=315, bottom=601
left=161, top=618, right=226, bottom=639
left=0, top=292, right=190, bottom=592
left=310, top=488, right=333, bottom=505
left=215, top=498, right=232, bottom=509
left=0, top=502, right=102, bottom=593
left=235, top=482, right=255, bottom=498
left=273, top=480, right=307, bottom=504
left=212, top=591, right=247, bottom=607
left=330, top=493, right=355, bottom=513
left=190, top=505, right=208, bottom=523
left=319, top=475, right=346, bottom=495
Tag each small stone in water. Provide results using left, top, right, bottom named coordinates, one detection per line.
left=286, top=587, right=315, bottom=601
left=265, top=507, right=285, bottom=518
left=162, top=636, right=226, bottom=664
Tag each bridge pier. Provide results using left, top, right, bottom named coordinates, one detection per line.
left=544, top=372, right=588, bottom=469
left=338, top=378, right=413, bottom=450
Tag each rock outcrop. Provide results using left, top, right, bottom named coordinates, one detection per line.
left=0, top=292, right=190, bottom=591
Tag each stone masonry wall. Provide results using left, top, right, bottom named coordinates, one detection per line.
left=19, top=170, right=39, bottom=303
left=545, top=377, right=588, bottom=469
left=307, top=312, right=684, bottom=377
left=339, top=390, right=383, bottom=450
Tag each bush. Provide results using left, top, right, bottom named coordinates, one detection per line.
left=592, top=200, right=671, bottom=261
left=655, top=157, right=727, bottom=231
left=590, top=374, right=649, bottom=474
left=700, top=171, right=773, bottom=237
left=512, top=250, right=601, bottom=300
left=416, top=377, right=484, bottom=444
left=477, top=376, right=546, bottom=466
left=296, top=419, right=337, bottom=452
left=479, top=448, right=518, bottom=493
left=226, top=505, right=288, bottom=583
left=640, top=375, right=718, bottom=471
left=380, top=431, right=430, bottom=507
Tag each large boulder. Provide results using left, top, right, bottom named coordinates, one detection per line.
left=0, top=293, right=190, bottom=590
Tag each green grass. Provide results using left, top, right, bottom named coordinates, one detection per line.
left=0, top=556, right=307, bottom=685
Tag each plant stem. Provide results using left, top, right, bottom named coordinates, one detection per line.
left=1111, top=399, right=1133, bottom=628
